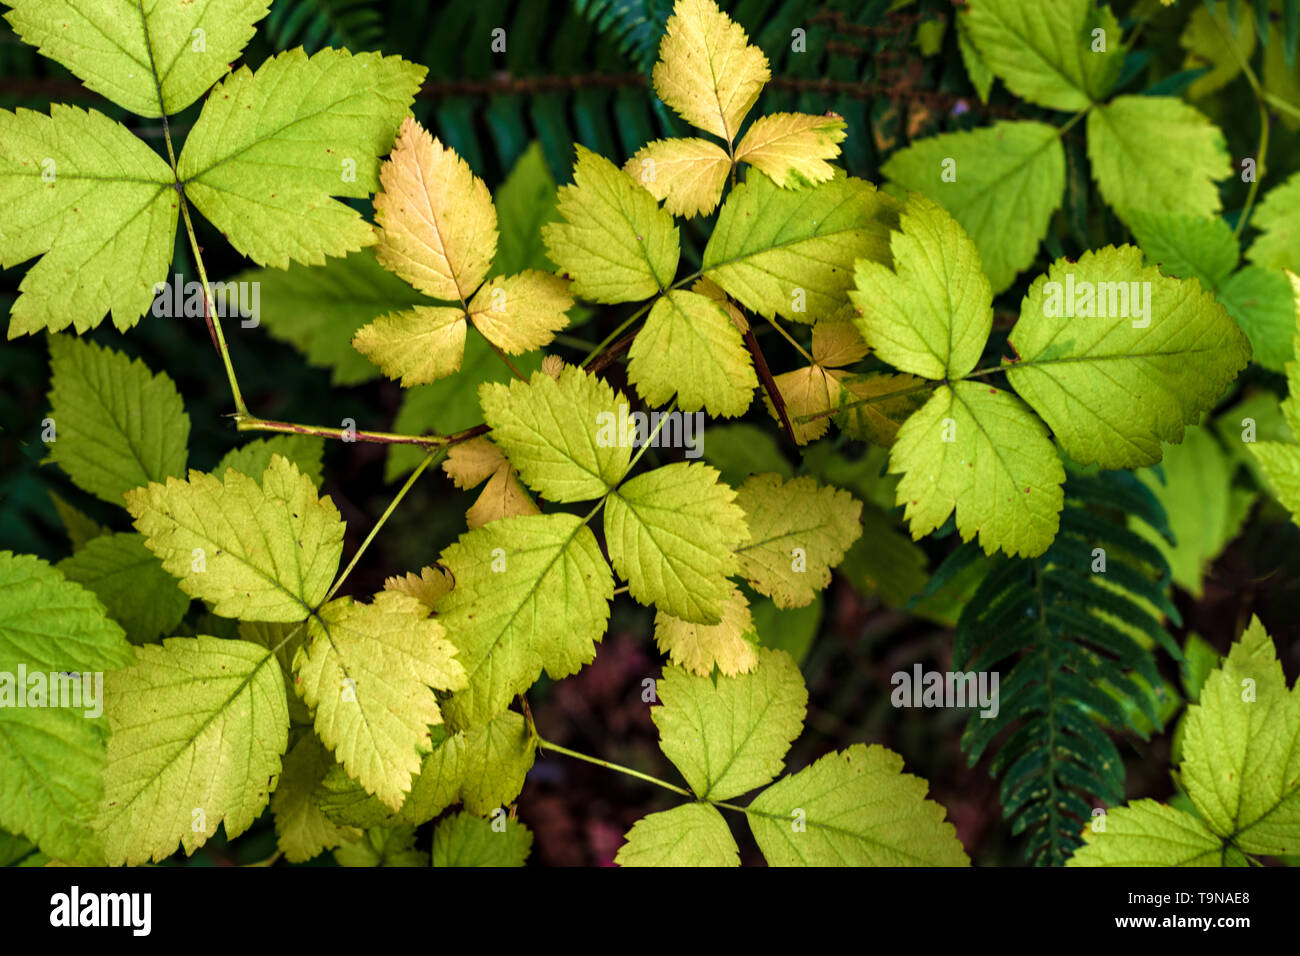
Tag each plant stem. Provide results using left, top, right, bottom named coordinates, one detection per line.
left=764, top=313, right=815, bottom=364
left=322, top=446, right=444, bottom=604
left=796, top=378, right=938, bottom=424
left=535, top=736, right=693, bottom=798
left=237, top=416, right=488, bottom=449
left=1235, top=100, right=1270, bottom=239
left=581, top=300, right=657, bottom=369
left=743, top=323, right=798, bottom=444
left=178, top=198, right=248, bottom=416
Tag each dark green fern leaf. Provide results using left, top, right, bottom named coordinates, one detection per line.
left=264, top=0, right=383, bottom=53
left=573, top=0, right=675, bottom=73
left=949, top=470, right=1180, bottom=866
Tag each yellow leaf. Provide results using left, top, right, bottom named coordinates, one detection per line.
left=383, top=566, right=454, bottom=610
left=811, top=312, right=868, bottom=367
left=624, top=137, right=732, bottom=217
left=468, top=270, right=573, bottom=354
left=652, top=0, right=771, bottom=144
left=655, top=585, right=759, bottom=676
left=692, top=277, right=747, bottom=331
left=466, top=469, right=539, bottom=529
left=765, top=365, right=846, bottom=444
left=443, top=437, right=510, bottom=489
left=735, top=112, right=847, bottom=186
left=374, top=117, right=497, bottom=302
left=351, top=305, right=467, bottom=386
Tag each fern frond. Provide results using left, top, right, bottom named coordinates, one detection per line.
left=264, top=0, right=383, bottom=53
left=572, top=0, right=675, bottom=73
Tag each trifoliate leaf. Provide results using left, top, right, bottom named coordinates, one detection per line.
left=177, top=49, right=425, bottom=269
left=271, top=733, right=359, bottom=863
left=467, top=270, right=572, bottom=354
left=850, top=195, right=992, bottom=380
left=334, top=825, right=423, bottom=867
left=889, top=382, right=1064, bottom=558
left=734, top=112, right=847, bottom=187
left=96, top=636, right=289, bottom=866
left=382, top=566, right=454, bottom=611
left=703, top=171, right=897, bottom=323
left=294, top=592, right=466, bottom=809
left=627, top=289, right=756, bottom=417
left=1067, top=799, right=1238, bottom=866
left=1218, top=266, right=1297, bottom=372
left=3, top=0, right=269, bottom=116
left=615, top=803, right=740, bottom=867
left=216, top=435, right=326, bottom=488
left=880, top=121, right=1064, bottom=294
left=352, top=305, right=468, bottom=386
left=655, top=585, right=759, bottom=676
left=0, top=552, right=132, bottom=863
left=1087, top=96, right=1230, bottom=223
left=124, top=455, right=346, bottom=622
left=1247, top=171, right=1300, bottom=274
left=57, top=532, right=190, bottom=644
left=242, top=249, right=429, bottom=386
left=435, top=513, right=613, bottom=728
left=746, top=743, right=970, bottom=866
left=372, top=118, right=498, bottom=301
left=624, top=138, right=732, bottom=218
left=652, top=0, right=770, bottom=144
left=1125, top=210, right=1240, bottom=290
left=964, top=0, right=1123, bottom=111
left=1007, top=247, right=1251, bottom=468
left=604, top=462, right=748, bottom=624
left=479, top=366, right=631, bottom=502
left=1182, top=617, right=1300, bottom=856
left=654, top=647, right=806, bottom=801
left=542, top=146, right=680, bottom=303
left=46, top=335, right=190, bottom=506
left=733, top=474, right=863, bottom=607
left=432, top=811, right=532, bottom=867
left=1, top=106, right=177, bottom=337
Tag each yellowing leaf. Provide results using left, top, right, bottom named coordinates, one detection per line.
left=733, top=474, right=863, bottom=608
left=125, top=456, right=345, bottom=623
left=382, top=566, right=454, bottom=611
left=624, top=138, right=731, bottom=217
left=271, top=733, right=360, bottom=864
left=616, top=803, right=739, bottom=866
left=626, top=289, right=757, bottom=417
left=432, top=811, right=532, bottom=867
left=764, top=365, right=845, bottom=444
left=889, top=381, right=1064, bottom=558
left=294, top=591, right=466, bottom=809
left=603, top=462, right=748, bottom=624
left=1068, top=799, right=1240, bottom=866
left=352, top=305, right=467, bottom=386
left=467, top=270, right=572, bottom=354
left=542, top=146, right=680, bottom=303
left=443, top=437, right=540, bottom=530
left=734, top=112, right=847, bottom=187
left=655, top=585, right=759, bottom=676
left=652, top=0, right=770, bottom=143
left=834, top=373, right=930, bottom=447
left=811, top=314, right=869, bottom=367
left=96, top=636, right=289, bottom=866
left=373, top=117, right=498, bottom=301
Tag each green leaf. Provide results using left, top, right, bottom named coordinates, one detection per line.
left=615, top=803, right=740, bottom=867
left=703, top=171, right=897, bottom=324
left=334, top=825, right=423, bottom=867
left=46, top=335, right=190, bottom=506
left=176, top=48, right=425, bottom=269
left=294, top=592, right=466, bottom=809
left=1247, top=172, right=1300, bottom=274
left=733, top=473, right=863, bottom=608
left=889, top=382, right=1064, bottom=558
left=1180, top=1, right=1257, bottom=99
left=701, top=423, right=792, bottom=486
left=270, top=732, right=359, bottom=864
left=96, top=636, right=289, bottom=866
left=239, top=250, right=429, bottom=386
left=125, top=455, right=346, bottom=622
left=479, top=366, right=631, bottom=503
left=215, top=435, right=326, bottom=489
left=604, top=462, right=747, bottom=624
left=655, top=585, right=760, bottom=677
left=1125, top=210, right=1239, bottom=290
left=541, top=145, right=680, bottom=303
left=654, top=647, right=807, bottom=801
left=1182, top=617, right=1300, bottom=855
left=432, top=811, right=532, bottom=867
left=1067, top=799, right=1240, bottom=866
left=746, top=743, right=970, bottom=866
left=1007, top=246, right=1251, bottom=469
left=493, top=142, right=562, bottom=276
left=1250, top=441, right=1300, bottom=520
left=626, top=290, right=756, bottom=417
left=57, top=532, right=190, bottom=643
left=0, top=552, right=132, bottom=863
left=1086, top=96, right=1230, bottom=223
left=1218, top=266, right=1297, bottom=372
left=880, top=121, right=1064, bottom=294
left=49, top=492, right=108, bottom=552
left=435, top=513, right=613, bottom=729
left=850, top=194, right=992, bottom=380
left=3, top=0, right=269, bottom=117
left=964, top=0, right=1124, bottom=111
left=1, top=106, right=177, bottom=337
